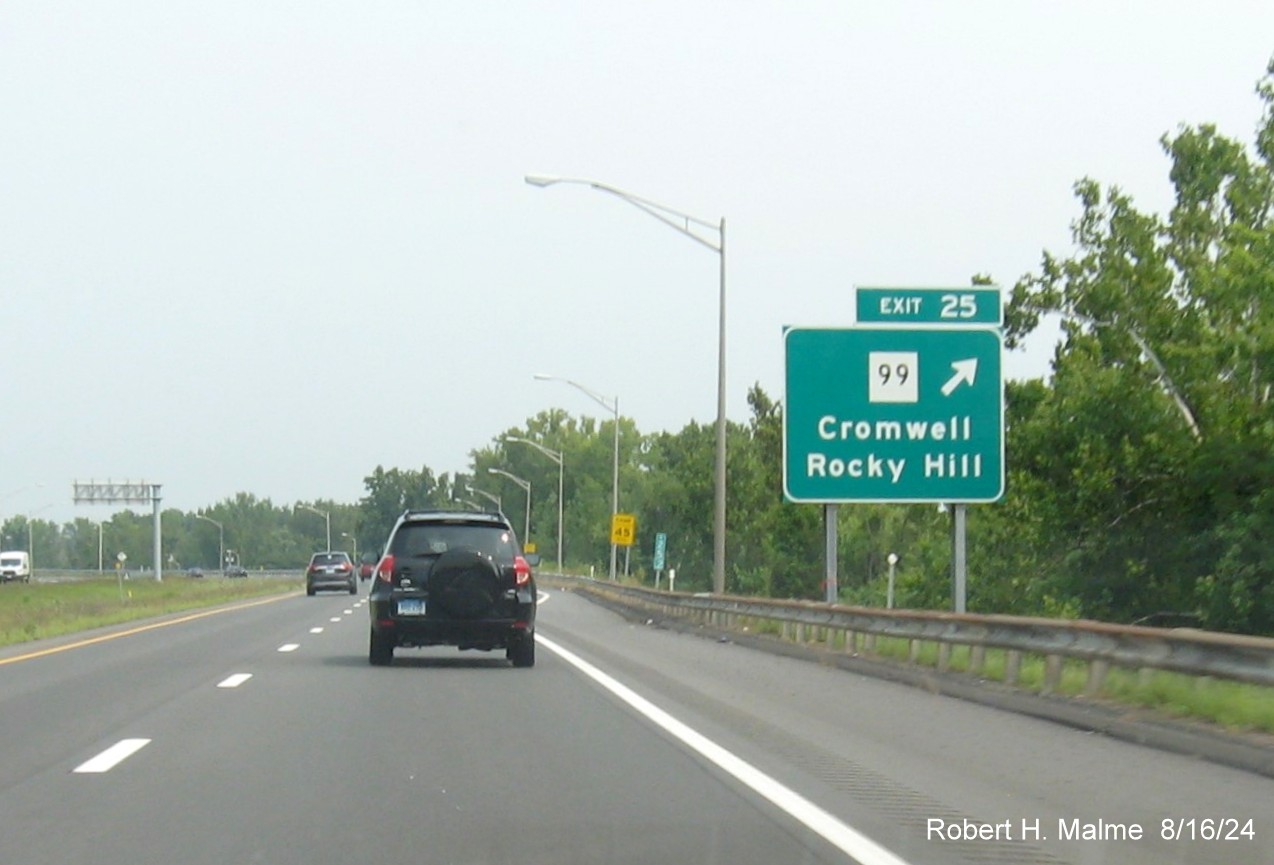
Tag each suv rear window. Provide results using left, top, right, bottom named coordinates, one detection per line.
left=389, top=522, right=519, bottom=566
left=311, top=553, right=351, bottom=565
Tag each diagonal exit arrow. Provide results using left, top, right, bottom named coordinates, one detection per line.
left=941, top=358, right=978, bottom=396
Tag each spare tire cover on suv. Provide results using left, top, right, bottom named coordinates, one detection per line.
left=429, top=548, right=502, bottom=619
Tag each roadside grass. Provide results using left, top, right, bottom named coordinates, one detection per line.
left=823, top=632, right=1274, bottom=735
left=723, top=612, right=1274, bottom=735
left=0, top=577, right=302, bottom=648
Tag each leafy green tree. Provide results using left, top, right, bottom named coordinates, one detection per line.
left=1004, top=59, right=1274, bottom=632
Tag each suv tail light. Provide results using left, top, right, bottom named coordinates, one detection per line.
left=376, top=555, right=396, bottom=583
left=514, top=555, right=532, bottom=587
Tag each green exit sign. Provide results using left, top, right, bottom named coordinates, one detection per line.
left=856, top=287, right=1002, bottom=326
left=784, top=327, right=1004, bottom=503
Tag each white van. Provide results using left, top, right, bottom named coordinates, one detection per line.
left=0, top=551, right=31, bottom=583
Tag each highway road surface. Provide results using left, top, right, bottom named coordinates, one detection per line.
left=0, top=586, right=1269, bottom=864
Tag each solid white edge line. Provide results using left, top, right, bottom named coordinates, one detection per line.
left=217, top=673, right=253, bottom=689
left=538, top=635, right=912, bottom=865
left=74, top=738, right=152, bottom=774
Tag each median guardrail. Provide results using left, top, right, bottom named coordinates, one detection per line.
left=25, top=569, right=305, bottom=583
left=548, top=575, right=1274, bottom=694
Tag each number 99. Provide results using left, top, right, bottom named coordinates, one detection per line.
left=878, top=363, right=909, bottom=386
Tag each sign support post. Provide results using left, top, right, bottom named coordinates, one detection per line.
left=952, top=504, right=967, bottom=613
left=824, top=504, right=838, bottom=604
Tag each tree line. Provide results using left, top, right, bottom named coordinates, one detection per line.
left=5, top=64, right=1273, bottom=635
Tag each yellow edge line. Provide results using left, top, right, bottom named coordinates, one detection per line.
left=0, top=591, right=301, bottom=666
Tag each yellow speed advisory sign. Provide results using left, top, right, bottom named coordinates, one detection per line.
left=610, top=513, right=636, bottom=546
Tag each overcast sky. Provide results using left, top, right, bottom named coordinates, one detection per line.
left=3, top=2, right=1273, bottom=524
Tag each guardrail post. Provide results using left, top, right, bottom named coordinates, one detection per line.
left=1005, top=650, right=1022, bottom=685
left=970, top=645, right=986, bottom=674
left=908, top=640, right=921, bottom=663
left=845, top=630, right=857, bottom=654
left=937, top=643, right=951, bottom=672
left=1085, top=659, right=1109, bottom=696
left=864, top=633, right=876, bottom=654
left=1043, top=654, right=1063, bottom=694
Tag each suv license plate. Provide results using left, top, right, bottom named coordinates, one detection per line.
left=397, top=599, right=426, bottom=616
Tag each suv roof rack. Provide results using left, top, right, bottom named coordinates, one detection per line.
left=401, top=508, right=504, bottom=518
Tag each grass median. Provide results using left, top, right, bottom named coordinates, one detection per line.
left=0, top=576, right=303, bottom=648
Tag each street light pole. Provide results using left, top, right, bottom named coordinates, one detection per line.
left=297, top=504, right=331, bottom=552
left=526, top=175, right=727, bottom=594
left=506, top=436, right=564, bottom=573
left=341, top=532, right=358, bottom=563
left=195, top=514, right=224, bottom=574
left=534, top=374, right=619, bottom=581
left=488, top=468, right=532, bottom=548
left=26, top=504, right=53, bottom=576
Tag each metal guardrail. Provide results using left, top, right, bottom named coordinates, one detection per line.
left=20, top=569, right=304, bottom=583
left=550, top=576, right=1274, bottom=693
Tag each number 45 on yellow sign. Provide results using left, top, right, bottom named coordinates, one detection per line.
left=610, top=513, right=636, bottom=546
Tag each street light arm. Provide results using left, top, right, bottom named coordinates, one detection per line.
left=1, top=482, right=47, bottom=503
left=487, top=468, right=532, bottom=492
left=194, top=514, right=223, bottom=531
left=525, top=175, right=722, bottom=252
left=467, top=486, right=503, bottom=510
left=533, top=374, right=616, bottom=415
left=505, top=436, right=563, bottom=465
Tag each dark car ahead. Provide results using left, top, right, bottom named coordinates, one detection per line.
left=368, top=510, right=537, bottom=667
left=224, top=565, right=249, bottom=578
left=306, top=551, right=357, bottom=595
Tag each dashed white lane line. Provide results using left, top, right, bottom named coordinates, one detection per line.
left=217, top=673, right=253, bottom=689
left=343, top=609, right=353, bottom=615
left=329, top=617, right=342, bottom=623
left=310, top=627, right=324, bottom=634
left=277, top=643, right=300, bottom=653
left=74, top=739, right=151, bottom=774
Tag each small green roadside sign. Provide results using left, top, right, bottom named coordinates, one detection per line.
left=856, top=286, right=1002, bottom=326
left=783, top=326, right=1004, bottom=503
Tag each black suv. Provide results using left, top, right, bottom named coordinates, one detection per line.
left=367, top=510, right=537, bottom=667
left=306, top=551, right=357, bottom=595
